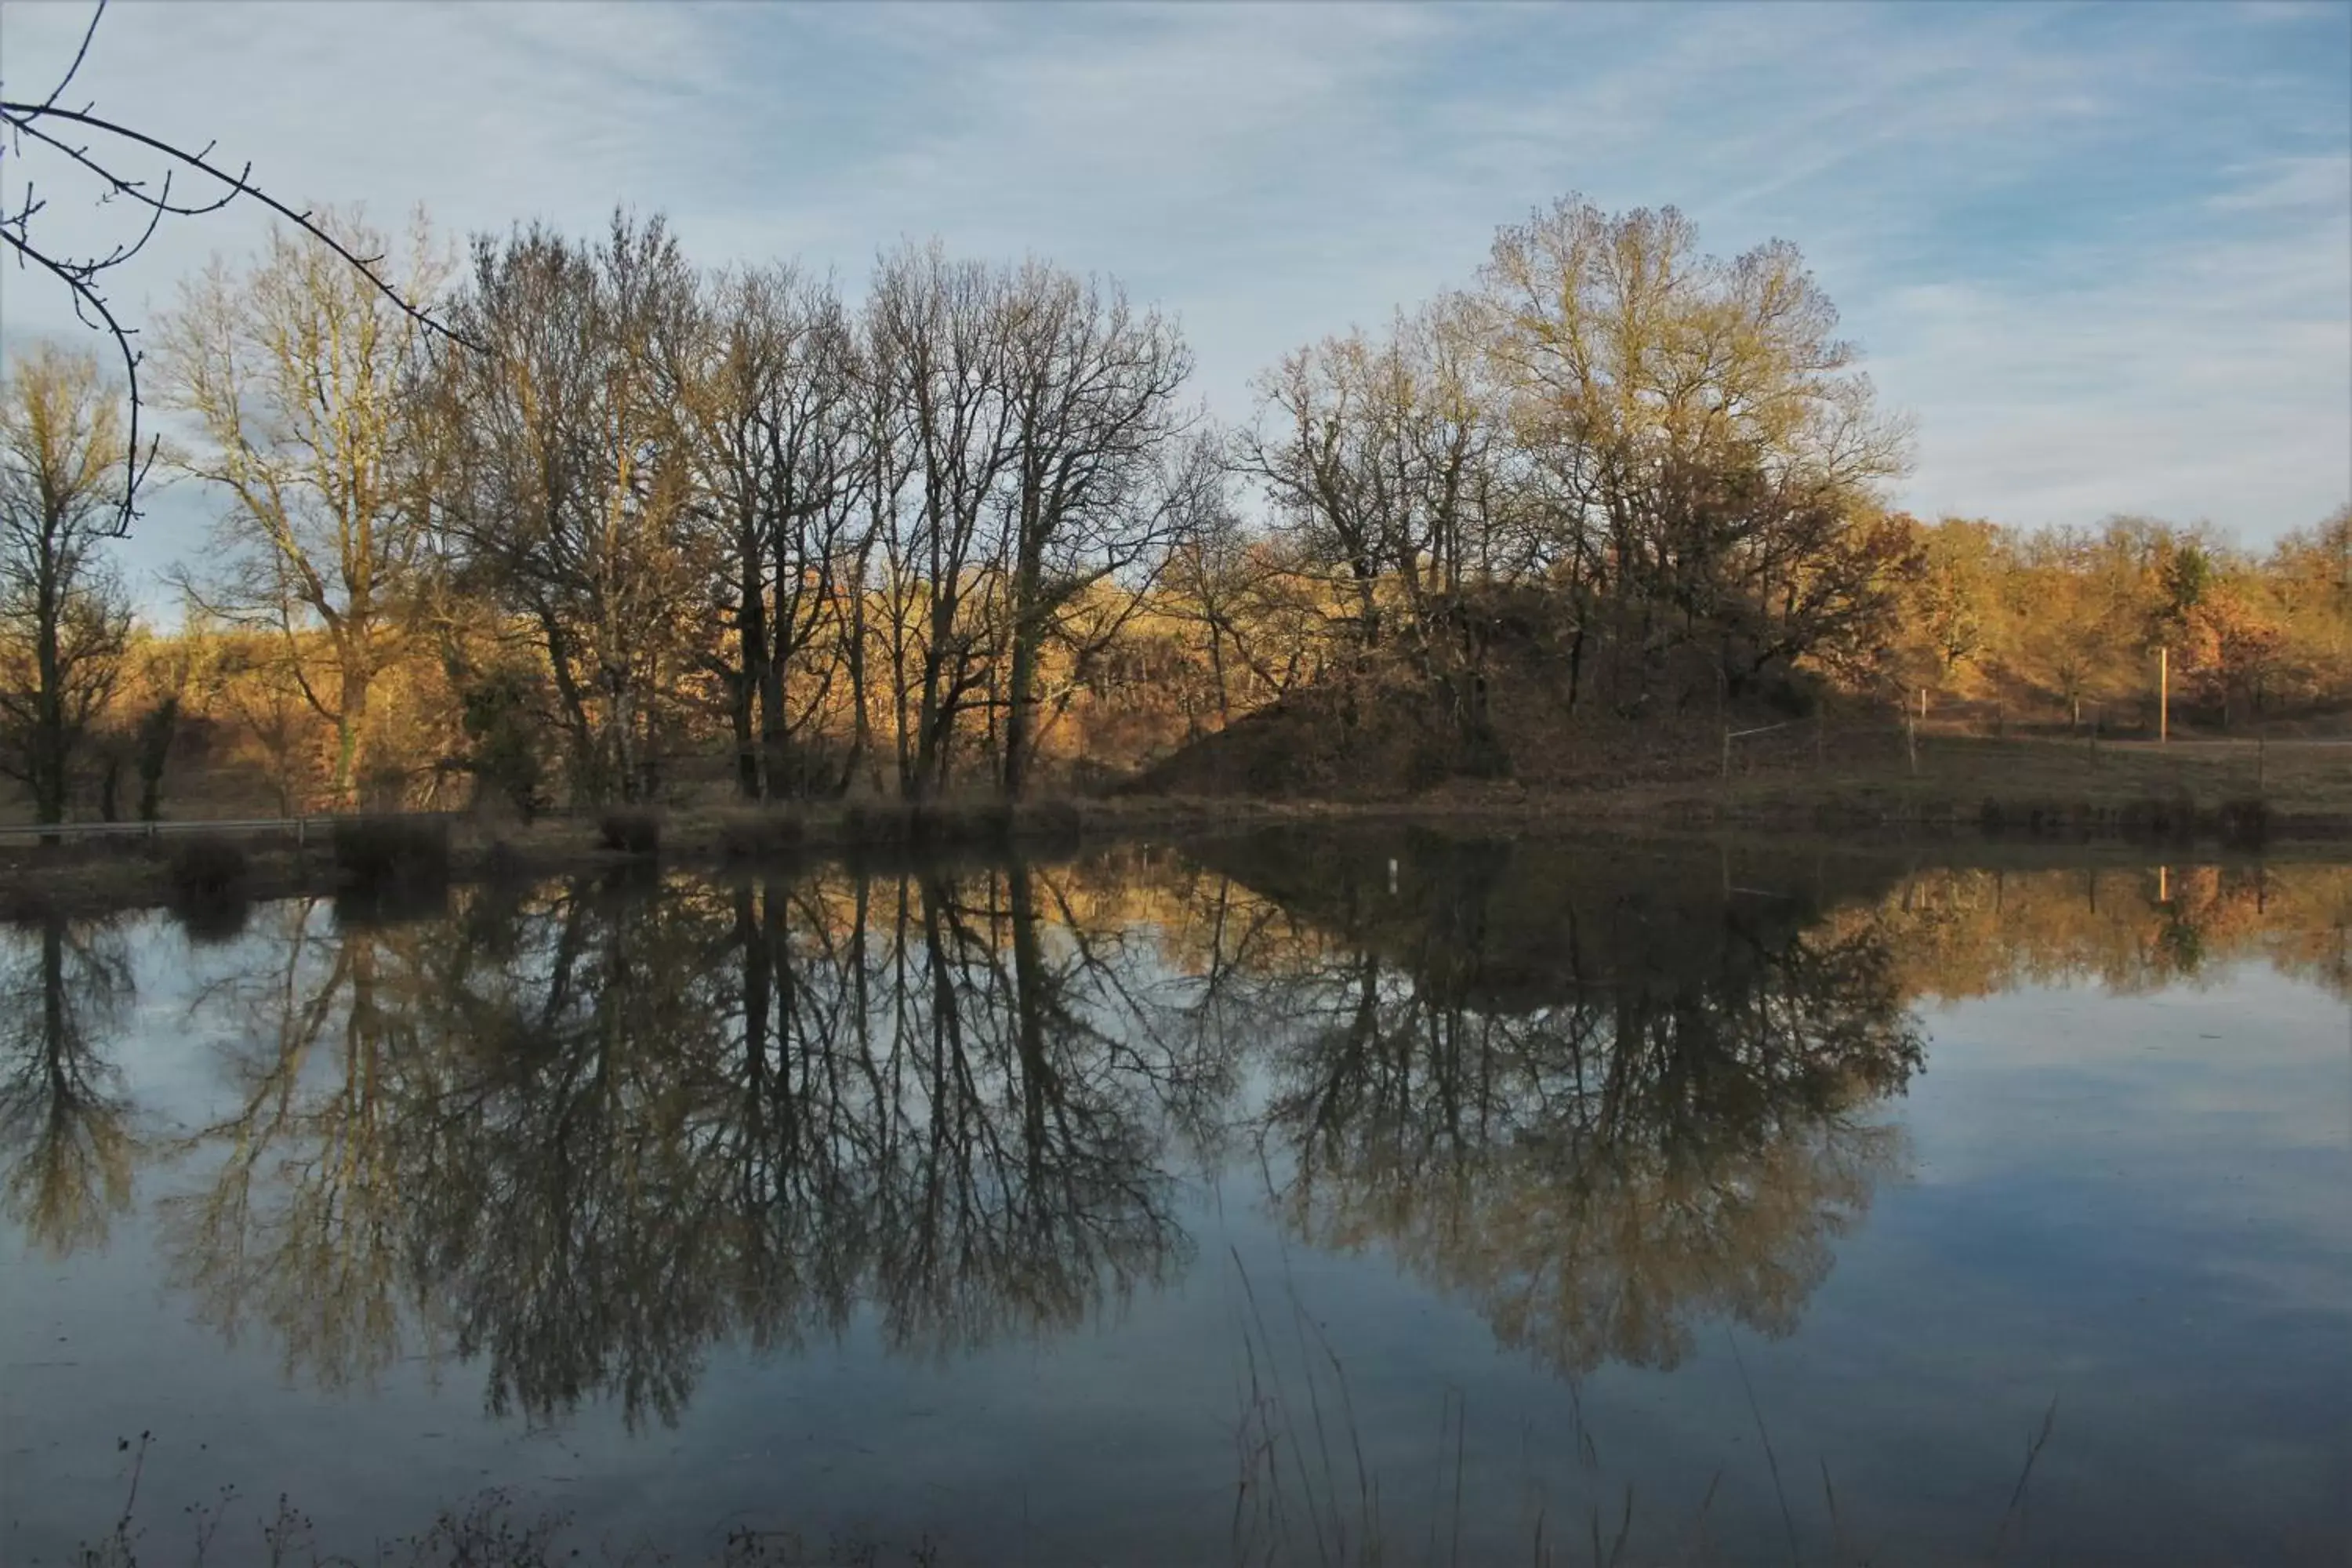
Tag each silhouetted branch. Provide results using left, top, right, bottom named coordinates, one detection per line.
left=0, top=1, right=481, bottom=536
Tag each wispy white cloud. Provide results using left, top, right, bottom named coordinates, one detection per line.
left=1872, top=173, right=2352, bottom=535
left=1, top=0, right=2344, bottom=599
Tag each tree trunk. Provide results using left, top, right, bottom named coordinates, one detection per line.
left=1008, top=861, right=1057, bottom=1171
left=1004, top=601, right=1042, bottom=800
left=335, top=658, right=375, bottom=810
left=32, top=568, right=65, bottom=824
left=840, top=554, right=873, bottom=798
left=737, top=543, right=768, bottom=800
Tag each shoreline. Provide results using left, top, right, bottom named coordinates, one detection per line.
left=5, top=783, right=2349, bottom=924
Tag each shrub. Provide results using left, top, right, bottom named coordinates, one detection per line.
left=1244, top=740, right=1313, bottom=797
left=715, top=810, right=806, bottom=861
left=2120, top=793, right=2198, bottom=844
left=134, top=696, right=180, bottom=822
left=459, top=663, right=547, bottom=820
left=332, top=815, right=452, bottom=891
left=2215, top=797, right=2270, bottom=849
left=1455, top=722, right=1514, bottom=780
left=599, top=809, right=662, bottom=857
left=479, top=837, right=529, bottom=884
left=840, top=801, right=913, bottom=847
left=1403, top=735, right=1454, bottom=794
left=913, top=800, right=1015, bottom=846
left=1012, top=798, right=1084, bottom=850
left=168, top=837, right=248, bottom=902
left=167, top=837, right=251, bottom=943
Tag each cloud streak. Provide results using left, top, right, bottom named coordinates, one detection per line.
left=2, top=0, right=2344, bottom=601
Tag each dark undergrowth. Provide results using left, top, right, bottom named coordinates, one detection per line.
left=163, top=839, right=251, bottom=945
left=330, top=816, right=452, bottom=894
left=70, top=1440, right=940, bottom=1567
left=598, top=810, right=662, bottom=858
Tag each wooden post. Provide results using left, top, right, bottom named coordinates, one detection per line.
left=1905, top=715, right=1918, bottom=776
left=1918, top=687, right=1928, bottom=720
left=2158, top=646, right=2169, bottom=743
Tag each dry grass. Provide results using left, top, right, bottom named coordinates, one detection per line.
left=1584, top=732, right=2352, bottom=837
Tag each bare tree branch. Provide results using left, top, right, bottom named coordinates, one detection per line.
left=0, top=1, right=481, bottom=537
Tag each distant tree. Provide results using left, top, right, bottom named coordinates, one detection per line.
left=158, top=209, right=452, bottom=808
left=0, top=1, right=473, bottom=533
left=1907, top=517, right=2003, bottom=682
left=1479, top=197, right=1913, bottom=702
left=671, top=263, right=865, bottom=800
left=432, top=214, right=708, bottom=804
left=996, top=263, right=1202, bottom=797
left=0, top=345, right=132, bottom=824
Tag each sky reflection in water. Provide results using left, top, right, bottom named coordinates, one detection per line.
left=2, top=836, right=2346, bottom=1565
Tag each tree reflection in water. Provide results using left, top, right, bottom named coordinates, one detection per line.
left=1182, top=833, right=1923, bottom=1375
left=9, top=840, right=2341, bottom=1433
left=156, top=862, right=1213, bottom=1427
left=0, top=914, right=137, bottom=1257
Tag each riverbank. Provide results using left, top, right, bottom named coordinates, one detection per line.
left=4, top=736, right=2349, bottom=922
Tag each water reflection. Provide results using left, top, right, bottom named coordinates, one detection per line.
left=1196, top=834, right=1922, bottom=1374
left=155, top=864, right=1218, bottom=1428
left=0, top=915, right=137, bottom=1256
left=5, top=840, right=2349, bottom=1438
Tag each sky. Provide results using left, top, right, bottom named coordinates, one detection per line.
left=2, top=0, right=2348, bottom=602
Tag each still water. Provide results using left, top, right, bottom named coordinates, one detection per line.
left=2, top=833, right=2346, bottom=1565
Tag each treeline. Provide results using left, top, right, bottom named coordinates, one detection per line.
left=1888, top=510, right=2352, bottom=730
left=3, top=197, right=2347, bottom=821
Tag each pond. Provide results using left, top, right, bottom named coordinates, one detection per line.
left=2, top=833, right=2347, bottom=1566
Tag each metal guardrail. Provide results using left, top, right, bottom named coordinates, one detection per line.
left=0, top=811, right=463, bottom=846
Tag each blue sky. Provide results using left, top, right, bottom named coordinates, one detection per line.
left=2, top=0, right=2347, bottom=598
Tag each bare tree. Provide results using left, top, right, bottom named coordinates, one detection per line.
left=673, top=264, right=866, bottom=798
left=156, top=209, right=452, bottom=807
left=1478, top=195, right=1912, bottom=703
left=0, top=1, right=475, bottom=533
left=866, top=243, right=1023, bottom=798
left=996, top=263, right=1200, bottom=797
left=0, top=344, right=132, bottom=823
left=434, top=214, right=708, bottom=803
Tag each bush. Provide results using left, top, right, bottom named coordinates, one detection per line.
left=599, top=810, right=662, bottom=857
left=1455, top=722, right=1514, bottom=781
left=1012, top=798, right=1084, bottom=850
left=715, top=809, right=806, bottom=861
left=168, top=837, right=249, bottom=902
left=1403, top=735, right=1454, bottom=794
left=167, top=837, right=251, bottom=943
left=916, top=800, right=1015, bottom=846
left=332, top=815, right=452, bottom=891
left=2120, top=793, right=2199, bottom=844
left=2215, top=797, right=2270, bottom=849
left=479, top=837, right=530, bottom=884
left=1243, top=740, right=1314, bottom=797
left=459, top=663, right=547, bottom=820
left=840, top=801, right=913, bottom=847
